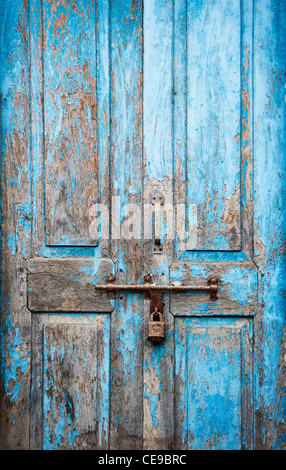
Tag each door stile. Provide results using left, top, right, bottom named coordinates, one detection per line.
left=0, top=0, right=32, bottom=449
left=253, top=0, right=286, bottom=449
left=30, top=0, right=44, bottom=256
left=143, top=0, right=175, bottom=450
left=109, top=0, right=144, bottom=450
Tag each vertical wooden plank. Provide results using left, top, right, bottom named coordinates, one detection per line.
left=0, top=0, right=32, bottom=449
left=241, top=0, right=254, bottom=258
left=174, top=317, right=188, bottom=449
left=174, top=0, right=188, bottom=255
left=143, top=0, right=174, bottom=450
left=254, top=0, right=286, bottom=449
left=110, top=0, right=144, bottom=449
left=241, top=318, right=254, bottom=450
left=96, top=0, right=111, bottom=256
left=30, top=0, right=44, bottom=256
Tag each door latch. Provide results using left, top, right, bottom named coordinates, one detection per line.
left=96, top=275, right=218, bottom=343
left=96, top=275, right=218, bottom=301
left=152, top=192, right=164, bottom=254
left=95, top=274, right=218, bottom=343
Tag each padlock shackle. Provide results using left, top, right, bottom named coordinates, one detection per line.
left=150, top=307, right=163, bottom=322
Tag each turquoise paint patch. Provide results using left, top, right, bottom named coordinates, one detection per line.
left=222, top=266, right=256, bottom=306
left=6, top=234, right=16, bottom=255
left=144, top=384, right=159, bottom=428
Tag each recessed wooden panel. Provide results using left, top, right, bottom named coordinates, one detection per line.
left=43, top=323, right=109, bottom=449
left=174, top=0, right=243, bottom=251
left=175, top=318, right=254, bottom=450
left=43, top=0, right=99, bottom=246
left=30, top=314, right=110, bottom=450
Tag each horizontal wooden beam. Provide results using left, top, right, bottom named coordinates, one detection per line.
left=170, top=261, right=257, bottom=316
left=27, top=258, right=115, bottom=313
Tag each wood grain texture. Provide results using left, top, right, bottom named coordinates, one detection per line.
left=43, top=0, right=98, bottom=246
left=174, top=317, right=254, bottom=449
left=27, top=258, right=115, bottom=312
left=109, top=0, right=144, bottom=449
left=143, top=0, right=175, bottom=450
left=253, top=0, right=286, bottom=449
left=173, top=0, right=254, bottom=254
left=187, top=0, right=241, bottom=250
left=30, top=314, right=110, bottom=450
left=31, top=0, right=110, bottom=257
left=170, top=261, right=257, bottom=316
left=1, top=0, right=285, bottom=452
left=0, top=0, right=32, bottom=449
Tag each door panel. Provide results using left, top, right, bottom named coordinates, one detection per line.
left=186, top=0, right=241, bottom=250
left=43, top=0, right=98, bottom=246
left=175, top=318, right=253, bottom=449
left=174, top=0, right=253, bottom=254
left=31, top=0, right=110, bottom=256
left=31, top=314, right=110, bottom=450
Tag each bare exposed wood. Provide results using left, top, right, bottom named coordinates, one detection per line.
left=43, top=0, right=98, bottom=246
left=109, top=0, right=144, bottom=450
left=27, top=258, right=114, bottom=312
left=253, top=0, right=286, bottom=449
left=143, top=0, right=175, bottom=450
left=31, top=0, right=111, bottom=256
left=30, top=314, right=110, bottom=450
left=1, top=0, right=284, bottom=452
left=174, top=0, right=242, bottom=251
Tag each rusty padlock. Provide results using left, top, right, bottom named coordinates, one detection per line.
left=148, top=307, right=166, bottom=343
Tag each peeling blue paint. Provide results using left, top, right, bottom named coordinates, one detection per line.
left=1, top=0, right=285, bottom=452
left=1, top=308, right=29, bottom=403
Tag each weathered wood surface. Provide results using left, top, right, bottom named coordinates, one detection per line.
left=174, top=318, right=254, bottom=450
left=1, top=0, right=285, bottom=451
left=30, top=314, right=110, bottom=450
left=0, top=0, right=32, bottom=449
left=174, top=0, right=253, bottom=256
left=143, top=0, right=175, bottom=450
left=253, top=0, right=286, bottom=449
left=187, top=0, right=241, bottom=250
left=31, top=0, right=110, bottom=255
left=43, top=0, right=98, bottom=246
left=109, top=0, right=144, bottom=450
left=170, top=261, right=257, bottom=316
left=27, top=258, right=114, bottom=312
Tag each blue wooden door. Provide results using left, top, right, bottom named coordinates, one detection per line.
left=1, top=0, right=285, bottom=450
